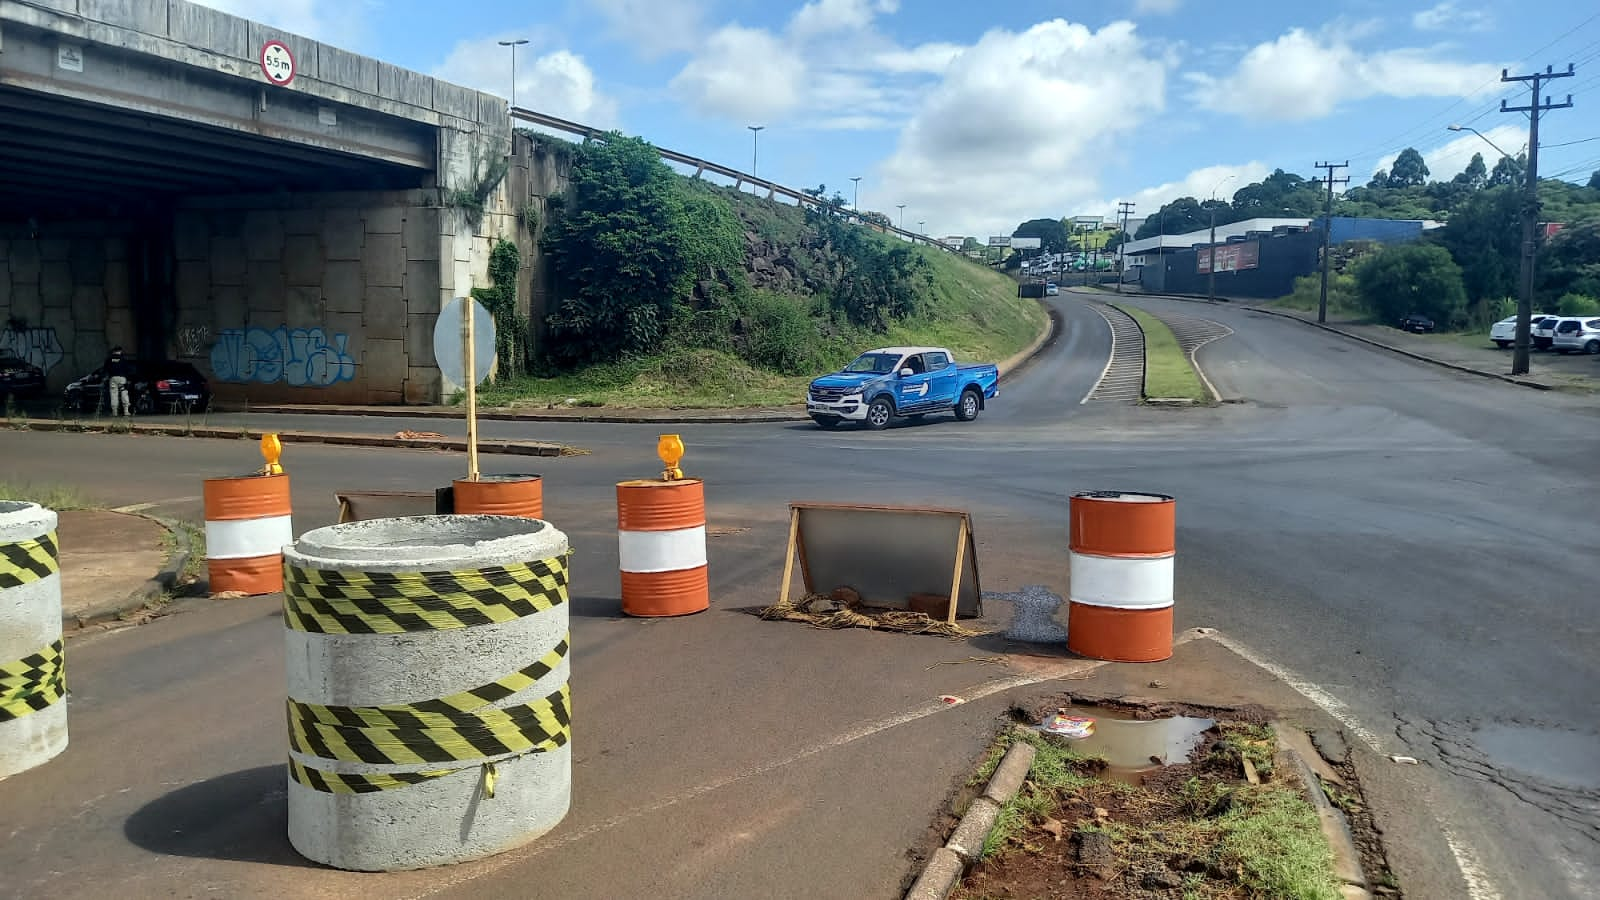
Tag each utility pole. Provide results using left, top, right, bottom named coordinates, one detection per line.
left=1115, top=201, right=1136, bottom=293
left=1207, top=205, right=1218, bottom=303
left=1501, top=63, right=1574, bottom=376
left=1314, top=161, right=1349, bottom=323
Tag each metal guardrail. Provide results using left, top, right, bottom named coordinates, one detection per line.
left=509, top=106, right=956, bottom=253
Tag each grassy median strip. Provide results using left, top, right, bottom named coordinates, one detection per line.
left=1117, top=305, right=1208, bottom=402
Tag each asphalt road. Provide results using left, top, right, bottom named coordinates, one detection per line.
left=2, top=292, right=1596, bottom=899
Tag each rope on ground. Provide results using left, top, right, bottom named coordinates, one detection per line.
left=759, top=594, right=993, bottom=640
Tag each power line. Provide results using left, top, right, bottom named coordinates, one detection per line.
left=1543, top=135, right=1600, bottom=149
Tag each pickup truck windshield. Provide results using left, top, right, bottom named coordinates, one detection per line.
left=843, top=353, right=903, bottom=374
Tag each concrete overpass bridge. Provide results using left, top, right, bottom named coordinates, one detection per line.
left=1, top=0, right=519, bottom=404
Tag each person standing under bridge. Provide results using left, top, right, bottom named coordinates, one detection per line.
left=104, top=346, right=135, bottom=417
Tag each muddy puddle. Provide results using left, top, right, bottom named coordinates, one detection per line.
left=1036, top=706, right=1215, bottom=782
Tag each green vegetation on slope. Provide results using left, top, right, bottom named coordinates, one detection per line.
left=1117, top=305, right=1207, bottom=402
left=475, top=134, right=1045, bottom=409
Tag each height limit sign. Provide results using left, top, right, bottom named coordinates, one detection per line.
left=260, top=40, right=295, bottom=86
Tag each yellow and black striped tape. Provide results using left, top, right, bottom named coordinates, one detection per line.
left=283, top=555, right=569, bottom=634
left=0, top=531, right=59, bottom=590
left=0, top=638, right=66, bottom=722
left=287, top=637, right=570, bottom=795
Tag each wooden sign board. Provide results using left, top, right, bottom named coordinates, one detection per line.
left=779, top=502, right=982, bottom=622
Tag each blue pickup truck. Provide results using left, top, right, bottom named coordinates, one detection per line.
left=806, top=346, right=1000, bottom=430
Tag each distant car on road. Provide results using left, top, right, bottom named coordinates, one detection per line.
left=1551, top=317, right=1600, bottom=355
left=806, top=346, right=999, bottom=430
left=1399, top=313, right=1435, bottom=334
left=1489, top=313, right=1557, bottom=348
left=1046, top=282, right=1060, bottom=295
left=0, top=354, right=46, bottom=402
left=64, top=359, right=212, bottom=414
left=1533, top=315, right=1561, bottom=350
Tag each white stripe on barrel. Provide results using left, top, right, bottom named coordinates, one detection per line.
left=1067, top=552, right=1173, bottom=610
left=0, top=501, right=66, bottom=780
left=618, top=525, right=708, bottom=573
left=205, top=515, right=294, bottom=560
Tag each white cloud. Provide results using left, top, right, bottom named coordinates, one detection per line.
left=588, top=0, right=704, bottom=58
left=432, top=39, right=619, bottom=127
left=1413, top=2, right=1494, bottom=32
left=789, top=0, right=899, bottom=40
left=875, top=20, right=1170, bottom=238
left=191, top=0, right=367, bottom=45
left=869, top=42, right=965, bottom=74
left=1189, top=28, right=1500, bottom=121
left=1105, top=162, right=1274, bottom=223
left=1134, top=0, right=1183, bottom=13
left=670, top=25, right=808, bottom=121
left=1372, top=123, right=1523, bottom=177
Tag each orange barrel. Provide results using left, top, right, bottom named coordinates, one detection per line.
left=616, top=479, right=708, bottom=617
left=453, top=474, right=544, bottom=518
left=1066, top=490, right=1174, bottom=662
left=203, top=473, right=292, bottom=595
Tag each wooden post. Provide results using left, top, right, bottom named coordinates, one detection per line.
left=463, top=298, right=480, bottom=481
left=945, top=517, right=969, bottom=624
left=778, top=507, right=800, bottom=607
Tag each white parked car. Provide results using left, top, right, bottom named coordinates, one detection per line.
left=1532, top=315, right=1562, bottom=350
left=1489, top=313, right=1556, bottom=348
left=1551, top=316, right=1600, bottom=355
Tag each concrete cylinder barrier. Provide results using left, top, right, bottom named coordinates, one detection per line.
left=617, top=479, right=708, bottom=617
left=453, top=474, right=543, bottom=519
left=0, top=501, right=67, bottom=780
left=1066, top=490, right=1175, bottom=663
left=204, top=473, right=292, bottom=595
left=282, top=515, right=571, bottom=871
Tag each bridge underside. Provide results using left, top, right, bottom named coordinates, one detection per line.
left=0, top=84, right=427, bottom=221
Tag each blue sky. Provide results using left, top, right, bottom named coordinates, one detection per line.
left=203, top=0, right=1600, bottom=237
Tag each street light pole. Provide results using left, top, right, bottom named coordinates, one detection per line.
left=897, top=204, right=906, bottom=230
left=1206, top=175, right=1236, bottom=304
left=497, top=39, right=529, bottom=110
left=747, top=125, right=764, bottom=178
left=1447, top=124, right=1512, bottom=159
left=850, top=176, right=861, bottom=210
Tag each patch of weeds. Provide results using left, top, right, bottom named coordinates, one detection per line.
left=1212, top=784, right=1340, bottom=900
left=1211, top=722, right=1277, bottom=779
left=0, top=481, right=91, bottom=510
left=980, top=730, right=1103, bottom=859
left=968, top=732, right=1015, bottom=787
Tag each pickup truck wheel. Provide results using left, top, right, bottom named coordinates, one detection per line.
left=864, top=398, right=893, bottom=430
left=810, top=414, right=841, bottom=429
left=955, top=388, right=981, bottom=422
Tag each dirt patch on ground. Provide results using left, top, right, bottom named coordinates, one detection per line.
left=951, top=698, right=1367, bottom=900
left=55, top=510, right=169, bottom=617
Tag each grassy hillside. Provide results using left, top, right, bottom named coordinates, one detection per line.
left=475, top=144, right=1045, bottom=409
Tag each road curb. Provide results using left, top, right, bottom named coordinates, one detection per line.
left=240, top=404, right=810, bottom=424
left=905, top=740, right=1037, bottom=899
left=6, top=420, right=571, bottom=456
left=1279, top=731, right=1370, bottom=895
left=1108, top=302, right=1220, bottom=405
left=63, top=511, right=191, bottom=631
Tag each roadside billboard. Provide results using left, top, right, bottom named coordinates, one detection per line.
left=1072, top=216, right=1103, bottom=229
left=1009, top=236, right=1042, bottom=250
left=988, top=236, right=1011, bottom=247
left=1196, top=241, right=1260, bottom=274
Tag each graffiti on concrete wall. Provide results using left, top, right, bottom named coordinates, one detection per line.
left=175, top=325, right=211, bottom=358
left=0, top=322, right=64, bottom=374
left=209, top=326, right=357, bottom=387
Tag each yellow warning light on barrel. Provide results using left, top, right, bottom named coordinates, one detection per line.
left=261, top=433, right=284, bottom=475
left=657, top=433, right=684, bottom=481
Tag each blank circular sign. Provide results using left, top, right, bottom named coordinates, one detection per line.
left=433, top=297, right=496, bottom=387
